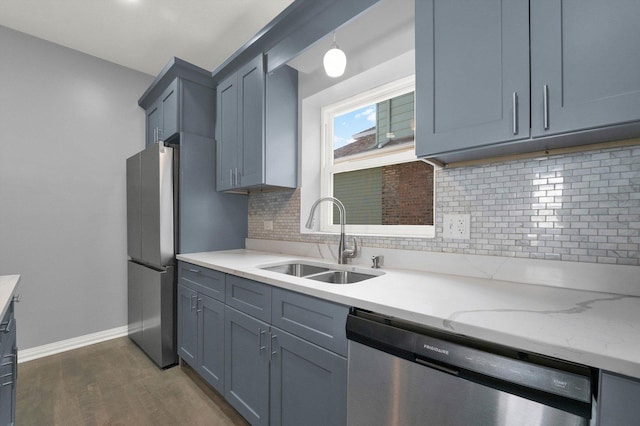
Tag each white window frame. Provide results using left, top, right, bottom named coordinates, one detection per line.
left=317, top=76, right=435, bottom=238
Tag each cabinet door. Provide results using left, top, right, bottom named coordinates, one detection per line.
left=271, top=288, right=348, bottom=356
left=146, top=101, right=162, bottom=146
left=179, top=262, right=225, bottom=302
left=224, top=306, right=270, bottom=426
left=225, top=275, right=272, bottom=323
left=237, top=55, right=265, bottom=188
left=531, top=0, right=640, bottom=138
left=598, top=371, right=640, bottom=425
left=161, top=79, right=179, bottom=141
left=415, top=0, right=530, bottom=157
left=270, top=328, right=347, bottom=426
left=216, top=73, right=238, bottom=191
left=177, top=284, right=197, bottom=365
left=0, top=307, right=16, bottom=426
left=197, top=294, right=225, bottom=393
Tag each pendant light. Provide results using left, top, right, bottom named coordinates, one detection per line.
left=323, top=32, right=347, bottom=78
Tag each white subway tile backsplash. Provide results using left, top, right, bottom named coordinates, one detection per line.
left=247, top=145, right=640, bottom=266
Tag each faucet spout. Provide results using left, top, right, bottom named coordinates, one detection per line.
left=305, top=197, right=356, bottom=264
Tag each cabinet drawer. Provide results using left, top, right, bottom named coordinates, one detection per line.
left=225, top=275, right=271, bottom=322
left=271, top=288, right=348, bottom=356
left=179, top=262, right=225, bottom=302
left=0, top=304, right=14, bottom=349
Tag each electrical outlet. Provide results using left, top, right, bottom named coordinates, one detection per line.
left=263, top=220, right=274, bottom=231
left=442, top=213, right=470, bottom=240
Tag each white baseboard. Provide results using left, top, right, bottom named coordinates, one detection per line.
left=18, top=325, right=129, bottom=363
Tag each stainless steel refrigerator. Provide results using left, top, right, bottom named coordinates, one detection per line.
left=126, top=142, right=177, bottom=368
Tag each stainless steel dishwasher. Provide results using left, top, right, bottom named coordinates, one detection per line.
left=346, top=309, right=596, bottom=426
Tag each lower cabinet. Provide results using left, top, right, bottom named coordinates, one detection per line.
left=0, top=301, right=17, bottom=426
left=270, top=327, right=347, bottom=426
left=177, top=261, right=348, bottom=426
left=598, top=371, right=640, bottom=425
left=224, top=305, right=348, bottom=426
left=177, top=264, right=225, bottom=394
left=224, top=306, right=270, bottom=426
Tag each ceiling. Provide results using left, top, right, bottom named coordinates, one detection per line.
left=0, top=0, right=295, bottom=76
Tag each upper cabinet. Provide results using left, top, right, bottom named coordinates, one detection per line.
left=216, top=54, right=298, bottom=192
left=530, top=1, right=640, bottom=138
left=145, top=79, right=179, bottom=145
left=138, top=58, right=216, bottom=146
left=416, top=0, right=640, bottom=164
left=415, top=0, right=530, bottom=157
left=138, top=58, right=248, bottom=254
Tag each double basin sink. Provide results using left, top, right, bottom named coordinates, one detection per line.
left=260, top=261, right=383, bottom=284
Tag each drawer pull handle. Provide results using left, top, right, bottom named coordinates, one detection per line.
left=0, top=318, right=13, bottom=333
left=543, top=84, right=549, bottom=130
left=188, top=268, right=200, bottom=274
left=258, top=328, right=267, bottom=353
left=191, top=295, right=197, bottom=311
left=13, top=293, right=21, bottom=303
left=271, top=334, right=278, bottom=358
left=196, top=298, right=202, bottom=313
left=512, top=91, right=518, bottom=135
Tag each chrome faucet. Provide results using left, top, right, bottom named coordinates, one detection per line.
left=305, top=196, right=358, bottom=264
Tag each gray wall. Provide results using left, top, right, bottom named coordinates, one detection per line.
left=0, top=25, right=153, bottom=350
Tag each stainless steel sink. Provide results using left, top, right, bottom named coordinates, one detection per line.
left=261, top=263, right=330, bottom=277
left=260, top=261, right=382, bottom=284
left=305, top=270, right=376, bottom=284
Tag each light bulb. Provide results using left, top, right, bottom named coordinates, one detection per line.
left=323, top=33, right=347, bottom=78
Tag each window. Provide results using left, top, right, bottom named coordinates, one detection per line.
left=318, top=76, right=435, bottom=237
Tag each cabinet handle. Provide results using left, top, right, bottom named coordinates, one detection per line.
left=271, top=334, right=278, bottom=358
left=543, top=84, right=549, bottom=130
left=0, top=318, right=13, bottom=333
left=512, top=92, right=518, bottom=135
left=234, top=168, right=240, bottom=187
left=229, top=169, right=233, bottom=187
left=1, top=381, right=13, bottom=387
left=258, top=328, right=267, bottom=353
left=190, top=295, right=197, bottom=311
left=196, top=298, right=202, bottom=313
left=13, top=294, right=21, bottom=303
left=188, top=268, right=200, bottom=274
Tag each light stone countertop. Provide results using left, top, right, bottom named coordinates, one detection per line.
left=0, top=275, right=20, bottom=320
left=177, top=249, right=640, bottom=379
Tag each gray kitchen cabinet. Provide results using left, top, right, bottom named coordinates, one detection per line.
left=215, top=73, right=238, bottom=191
left=138, top=57, right=248, bottom=255
left=0, top=301, right=17, bottom=426
left=139, top=58, right=216, bottom=147
left=415, top=0, right=530, bottom=157
left=530, top=0, right=640, bottom=138
left=271, top=287, right=349, bottom=357
left=225, top=305, right=271, bottom=426
left=196, top=293, right=225, bottom=391
left=145, top=79, right=178, bottom=145
left=270, top=327, right=347, bottom=426
left=597, top=371, right=640, bottom=425
left=216, top=54, right=298, bottom=192
left=178, top=262, right=226, bottom=393
left=416, top=0, right=640, bottom=164
left=177, top=283, right=197, bottom=365
left=177, top=263, right=348, bottom=426
left=225, top=274, right=272, bottom=323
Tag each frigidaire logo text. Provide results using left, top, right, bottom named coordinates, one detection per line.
left=424, top=344, right=449, bottom=355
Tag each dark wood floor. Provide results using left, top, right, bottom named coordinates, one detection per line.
left=17, top=337, right=249, bottom=426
